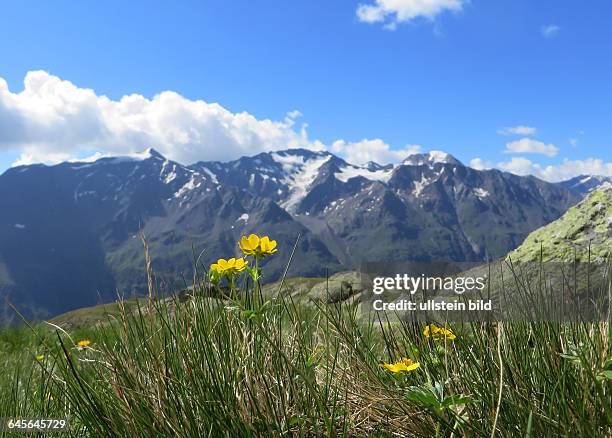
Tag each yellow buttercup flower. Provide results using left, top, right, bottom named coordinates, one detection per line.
left=423, top=324, right=456, bottom=341
left=77, top=339, right=92, bottom=348
left=239, top=233, right=278, bottom=257
left=210, top=257, right=248, bottom=276
left=239, top=234, right=260, bottom=256
left=230, top=257, right=248, bottom=271
left=210, top=262, right=222, bottom=275
left=35, top=354, right=45, bottom=361
left=258, top=236, right=278, bottom=256
left=380, top=358, right=420, bottom=373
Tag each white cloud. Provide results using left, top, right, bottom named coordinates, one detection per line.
left=331, top=139, right=421, bottom=165
left=496, top=157, right=612, bottom=182
left=541, top=24, right=560, bottom=38
left=497, top=125, right=537, bottom=136
left=356, top=0, right=465, bottom=29
left=469, top=157, right=492, bottom=170
left=0, top=71, right=325, bottom=166
left=1, top=71, right=431, bottom=169
left=504, top=138, right=558, bottom=157
left=497, top=157, right=541, bottom=176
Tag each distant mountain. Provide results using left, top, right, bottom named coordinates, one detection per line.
left=401, top=150, right=463, bottom=166
left=0, top=149, right=339, bottom=319
left=0, top=148, right=582, bottom=319
left=557, top=175, right=612, bottom=196
left=193, top=149, right=579, bottom=264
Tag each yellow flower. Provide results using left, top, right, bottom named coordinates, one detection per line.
left=35, top=354, right=45, bottom=361
left=258, top=236, right=278, bottom=256
left=380, top=358, right=421, bottom=373
left=423, top=324, right=456, bottom=341
left=210, top=257, right=248, bottom=276
left=77, top=339, right=92, bottom=348
left=230, top=257, right=248, bottom=271
left=239, top=234, right=260, bottom=256
left=239, top=233, right=277, bottom=257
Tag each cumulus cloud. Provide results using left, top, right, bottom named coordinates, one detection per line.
left=497, top=125, right=537, bottom=136
left=0, top=71, right=325, bottom=166
left=331, top=138, right=421, bottom=165
left=541, top=24, right=560, bottom=38
left=469, top=157, right=493, bottom=170
left=356, top=0, right=465, bottom=29
left=504, top=138, right=559, bottom=157
left=496, top=156, right=612, bottom=182
left=497, top=157, right=541, bottom=176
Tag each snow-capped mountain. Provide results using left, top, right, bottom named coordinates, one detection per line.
left=401, top=150, right=462, bottom=166
left=191, top=149, right=396, bottom=214
left=557, top=174, right=612, bottom=196
left=193, top=149, right=580, bottom=265
left=0, top=148, right=583, bottom=319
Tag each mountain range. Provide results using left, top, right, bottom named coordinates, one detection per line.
left=1, top=147, right=607, bottom=320
left=558, top=174, right=612, bottom=196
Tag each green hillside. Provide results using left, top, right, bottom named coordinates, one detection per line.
left=508, top=186, right=612, bottom=262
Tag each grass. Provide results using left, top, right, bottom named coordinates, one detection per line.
left=0, top=253, right=610, bottom=437
left=49, top=298, right=147, bottom=330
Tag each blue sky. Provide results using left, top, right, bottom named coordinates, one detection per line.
left=0, top=0, right=610, bottom=180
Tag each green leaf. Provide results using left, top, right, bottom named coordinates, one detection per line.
left=242, top=309, right=259, bottom=320
left=598, top=370, right=612, bottom=380
left=441, top=395, right=474, bottom=408
left=406, top=386, right=442, bottom=409
left=524, top=411, right=534, bottom=438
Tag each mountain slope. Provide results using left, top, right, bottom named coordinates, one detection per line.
left=508, top=185, right=612, bottom=262
left=557, top=175, right=612, bottom=196
left=0, top=149, right=339, bottom=319
left=0, top=148, right=582, bottom=319
left=194, top=149, right=579, bottom=263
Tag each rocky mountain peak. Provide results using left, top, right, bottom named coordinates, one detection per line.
left=141, top=147, right=165, bottom=160
left=403, top=150, right=463, bottom=167
left=558, top=174, right=612, bottom=196
left=365, top=161, right=393, bottom=171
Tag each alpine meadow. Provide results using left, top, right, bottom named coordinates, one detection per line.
left=1, top=1, right=612, bottom=436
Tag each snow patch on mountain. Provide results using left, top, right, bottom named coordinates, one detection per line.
left=174, top=176, right=201, bottom=198
left=403, top=151, right=462, bottom=167
left=68, top=148, right=164, bottom=169
left=474, top=188, right=490, bottom=199
left=272, top=152, right=332, bottom=212
left=430, top=150, right=454, bottom=163
left=200, top=168, right=219, bottom=184
left=163, top=162, right=178, bottom=184
left=412, top=174, right=432, bottom=197
left=334, top=164, right=393, bottom=183
left=559, top=174, right=612, bottom=195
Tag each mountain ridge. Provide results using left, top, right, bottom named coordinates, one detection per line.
left=0, top=147, right=588, bottom=319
